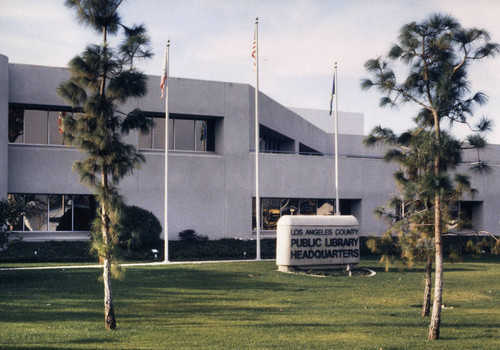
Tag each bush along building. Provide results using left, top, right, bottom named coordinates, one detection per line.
left=2, top=54, right=499, bottom=242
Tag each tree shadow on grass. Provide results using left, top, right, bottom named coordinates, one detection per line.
left=0, top=266, right=291, bottom=326
left=0, top=306, right=102, bottom=324
left=0, top=338, right=121, bottom=350
left=117, top=267, right=289, bottom=293
left=0, top=347, right=86, bottom=350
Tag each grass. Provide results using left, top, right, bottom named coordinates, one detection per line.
left=0, top=255, right=499, bottom=349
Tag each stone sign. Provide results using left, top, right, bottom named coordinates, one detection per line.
left=276, top=215, right=360, bottom=272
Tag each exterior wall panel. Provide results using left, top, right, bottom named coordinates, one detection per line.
left=222, top=83, right=253, bottom=238
left=8, top=145, right=89, bottom=194
left=3, top=60, right=500, bottom=241
left=0, top=55, right=9, bottom=198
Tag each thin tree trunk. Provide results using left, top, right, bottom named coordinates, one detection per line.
left=102, top=172, right=116, bottom=330
left=422, top=256, right=432, bottom=317
left=429, top=115, right=443, bottom=340
left=99, top=24, right=115, bottom=331
left=102, top=172, right=116, bottom=329
left=103, top=255, right=116, bottom=329
left=428, top=226, right=443, bottom=339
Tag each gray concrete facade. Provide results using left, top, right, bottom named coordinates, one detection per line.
left=0, top=55, right=9, bottom=198
left=2, top=58, right=500, bottom=241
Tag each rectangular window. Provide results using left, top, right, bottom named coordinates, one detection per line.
left=139, top=114, right=214, bottom=152
left=259, top=125, right=295, bottom=154
left=7, top=193, right=95, bottom=232
left=449, top=201, right=483, bottom=231
left=25, top=194, right=48, bottom=231
left=153, top=117, right=166, bottom=149
left=299, top=143, right=322, bottom=156
left=299, top=199, right=317, bottom=215
left=138, top=123, right=151, bottom=148
left=195, top=120, right=208, bottom=151
left=48, top=194, right=64, bottom=231
left=260, top=135, right=280, bottom=153
left=24, top=110, right=48, bottom=144
left=6, top=194, right=25, bottom=231
left=56, top=195, right=74, bottom=231
left=8, top=107, right=71, bottom=145
left=253, top=198, right=343, bottom=231
left=280, top=199, right=299, bottom=216
left=175, top=119, right=195, bottom=151
left=48, top=111, right=64, bottom=145
left=8, top=108, right=24, bottom=143
left=261, top=198, right=281, bottom=230
left=317, top=200, right=334, bottom=215
left=253, top=198, right=359, bottom=230
left=73, top=195, right=96, bottom=231
left=138, top=117, right=154, bottom=149
left=139, top=117, right=175, bottom=150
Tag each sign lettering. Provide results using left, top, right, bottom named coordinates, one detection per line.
left=276, top=215, right=360, bottom=271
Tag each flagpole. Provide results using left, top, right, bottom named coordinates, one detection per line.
left=254, top=17, right=261, bottom=260
left=163, top=41, right=170, bottom=263
left=334, top=62, right=340, bottom=215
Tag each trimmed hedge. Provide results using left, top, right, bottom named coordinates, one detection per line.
left=0, top=241, right=96, bottom=263
left=168, top=239, right=276, bottom=261
left=0, top=235, right=496, bottom=263
left=0, top=239, right=276, bottom=263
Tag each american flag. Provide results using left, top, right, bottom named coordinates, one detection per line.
left=160, top=68, right=167, bottom=100
left=161, top=42, right=169, bottom=100
left=252, top=20, right=257, bottom=71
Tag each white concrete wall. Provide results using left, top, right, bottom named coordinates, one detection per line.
left=8, top=145, right=89, bottom=194
left=291, top=108, right=364, bottom=135
left=4, top=61, right=500, bottom=240
left=0, top=55, right=9, bottom=198
left=9, top=64, right=70, bottom=106
left=125, top=151, right=227, bottom=240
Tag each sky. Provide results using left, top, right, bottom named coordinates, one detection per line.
left=1, top=0, right=500, bottom=143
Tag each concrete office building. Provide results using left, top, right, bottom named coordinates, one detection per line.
left=2, top=54, right=500, bottom=241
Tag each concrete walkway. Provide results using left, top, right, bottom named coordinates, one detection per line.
left=0, top=260, right=376, bottom=277
left=0, top=259, right=275, bottom=271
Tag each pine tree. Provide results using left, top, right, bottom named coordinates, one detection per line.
left=365, top=127, right=476, bottom=317
left=361, top=13, right=499, bottom=339
left=57, top=0, right=152, bottom=330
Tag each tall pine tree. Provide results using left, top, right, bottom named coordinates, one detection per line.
left=58, top=0, right=152, bottom=330
left=361, top=13, right=499, bottom=339
left=365, top=127, right=477, bottom=317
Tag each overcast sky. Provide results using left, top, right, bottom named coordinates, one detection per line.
left=1, top=0, right=500, bottom=143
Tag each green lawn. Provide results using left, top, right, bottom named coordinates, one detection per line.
left=0, top=256, right=499, bottom=349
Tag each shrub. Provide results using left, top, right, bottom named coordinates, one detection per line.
left=178, top=229, right=208, bottom=242
left=119, top=205, right=162, bottom=250
left=169, top=238, right=275, bottom=261
left=0, top=241, right=95, bottom=263
left=57, top=207, right=95, bottom=231
left=0, top=198, right=26, bottom=249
